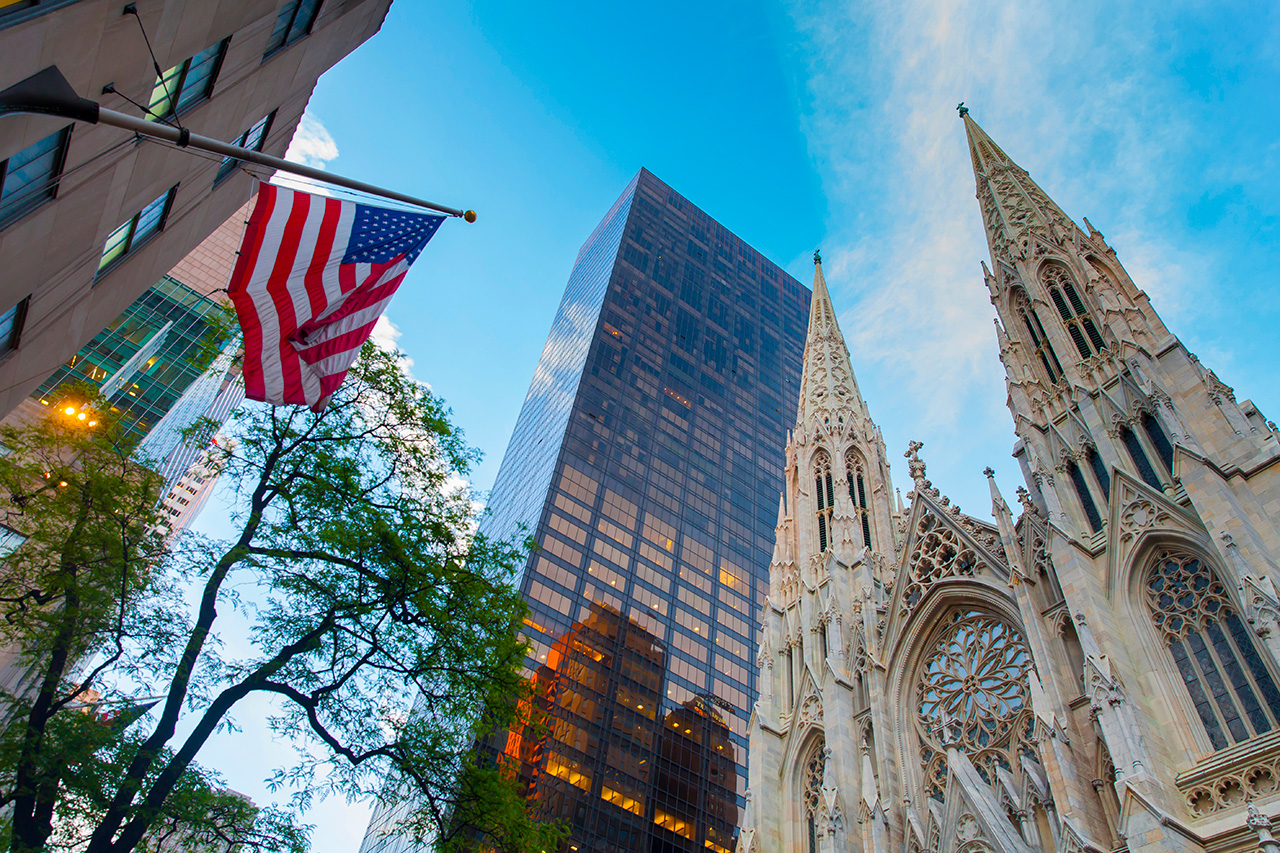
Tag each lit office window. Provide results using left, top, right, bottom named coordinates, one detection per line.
left=264, top=0, right=323, bottom=57
left=215, top=111, right=276, bottom=185
left=98, top=187, right=177, bottom=276
left=147, top=39, right=229, bottom=121
left=0, top=126, right=70, bottom=227
left=0, top=296, right=28, bottom=358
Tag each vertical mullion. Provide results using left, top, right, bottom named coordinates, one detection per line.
left=172, top=58, right=192, bottom=111
left=123, top=214, right=139, bottom=256
left=1186, top=628, right=1247, bottom=742
left=1169, top=637, right=1228, bottom=750
left=1207, top=619, right=1270, bottom=736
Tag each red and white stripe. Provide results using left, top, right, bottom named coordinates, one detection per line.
left=227, top=185, right=411, bottom=411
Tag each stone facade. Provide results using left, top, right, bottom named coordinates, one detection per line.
left=739, top=114, right=1280, bottom=852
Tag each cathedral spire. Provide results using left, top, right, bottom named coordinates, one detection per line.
left=794, top=253, right=867, bottom=432
left=962, top=110, right=1079, bottom=263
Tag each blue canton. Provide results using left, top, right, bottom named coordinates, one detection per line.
left=342, top=203, right=445, bottom=266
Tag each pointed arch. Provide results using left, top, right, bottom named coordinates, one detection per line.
left=1141, top=411, right=1175, bottom=472
left=1119, top=424, right=1162, bottom=490
left=1065, top=457, right=1103, bottom=533
left=1093, top=742, right=1122, bottom=846
left=844, top=449, right=873, bottom=549
left=1040, top=262, right=1106, bottom=360
left=800, top=737, right=826, bottom=853
left=1142, top=548, right=1280, bottom=749
left=813, top=449, right=834, bottom=553
left=1009, top=286, right=1063, bottom=384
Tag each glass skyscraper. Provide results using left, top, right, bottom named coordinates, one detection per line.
left=481, top=168, right=810, bottom=852
left=33, top=275, right=233, bottom=442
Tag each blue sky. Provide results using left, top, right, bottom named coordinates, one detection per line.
left=193, top=1, right=1280, bottom=848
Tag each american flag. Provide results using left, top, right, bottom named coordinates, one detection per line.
left=227, top=184, right=444, bottom=410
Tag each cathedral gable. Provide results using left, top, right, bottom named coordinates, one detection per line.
left=1104, top=468, right=1208, bottom=598
left=883, top=489, right=1014, bottom=655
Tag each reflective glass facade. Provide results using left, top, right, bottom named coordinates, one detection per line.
left=33, top=275, right=231, bottom=441
left=487, top=169, right=810, bottom=853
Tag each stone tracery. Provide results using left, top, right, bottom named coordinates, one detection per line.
left=916, top=611, right=1035, bottom=802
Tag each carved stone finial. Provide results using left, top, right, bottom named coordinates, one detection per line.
left=814, top=248, right=822, bottom=265
left=957, top=102, right=969, bottom=118
left=905, top=440, right=927, bottom=484
left=983, top=466, right=995, bottom=478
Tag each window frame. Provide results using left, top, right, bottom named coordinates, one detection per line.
left=262, top=0, right=324, bottom=59
left=1012, top=288, right=1064, bottom=385
left=146, top=38, right=230, bottom=122
left=1041, top=263, right=1107, bottom=361
left=0, top=524, right=27, bottom=561
left=1144, top=550, right=1280, bottom=751
left=0, top=295, right=29, bottom=359
left=0, top=125, right=71, bottom=229
left=96, top=186, right=178, bottom=280
left=214, top=110, right=276, bottom=185
left=0, top=0, right=86, bottom=30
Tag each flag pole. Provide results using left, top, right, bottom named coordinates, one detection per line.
left=0, top=66, right=476, bottom=222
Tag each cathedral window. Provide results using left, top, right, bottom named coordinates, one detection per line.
left=802, top=739, right=825, bottom=853
left=1042, top=263, right=1106, bottom=360
left=1120, top=427, right=1162, bottom=490
left=815, top=452, right=834, bottom=553
left=1145, top=551, right=1280, bottom=750
left=916, top=611, right=1034, bottom=802
left=846, top=454, right=872, bottom=548
left=1142, top=412, right=1175, bottom=472
left=786, top=647, right=795, bottom=709
left=1013, top=289, right=1063, bottom=383
left=1087, top=447, right=1111, bottom=501
left=1067, top=459, right=1103, bottom=533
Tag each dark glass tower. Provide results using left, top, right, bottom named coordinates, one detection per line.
left=483, top=169, right=810, bottom=853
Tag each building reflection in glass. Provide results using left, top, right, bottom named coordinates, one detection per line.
left=507, top=603, right=737, bottom=853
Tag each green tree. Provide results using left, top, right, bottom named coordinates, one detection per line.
left=0, top=344, right=561, bottom=853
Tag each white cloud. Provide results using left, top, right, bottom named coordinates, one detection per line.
left=274, top=112, right=340, bottom=196
left=784, top=0, right=1221, bottom=512
left=790, top=2, right=1206, bottom=429
left=369, top=315, right=427, bottom=386
left=284, top=112, right=340, bottom=169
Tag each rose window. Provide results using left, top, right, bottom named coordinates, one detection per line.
left=915, top=611, right=1034, bottom=800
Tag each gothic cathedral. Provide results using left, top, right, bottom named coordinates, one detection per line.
left=737, top=112, right=1280, bottom=852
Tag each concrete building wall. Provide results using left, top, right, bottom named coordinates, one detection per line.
left=0, top=0, right=391, bottom=417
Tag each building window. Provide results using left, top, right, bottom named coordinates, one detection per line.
left=0, top=525, right=26, bottom=560
left=1086, top=447, right=1111, bottom=501
left=147, top=39, right=229, bottom=121
left=0, top=0, right=86, bottom=29
left=0, top=125, right=70, bottom=227
left=264, top=0, right=323, bottom=57
left=916, top=610, right=1034, bottom=803
left=1143, top=412, right=1175, bottom=472
left=1042, top=263, right=1106, bottom=360
left=215, top=111, right=276, bottom=185
left=97, top=186, right=177, bottom=277
left=1120, top=426, right=1161, bottom=490
left=1145, top=551, right=1280, bottom=750
left=1013, top=290, right=1063, bottom=383
left=814, top=452, right=833, bottom=553
left=846, top=454, right=872, bottom=548
left=1067, top=459, right=1102, bottom=533
left=0, top=296, right=28, bottom=358
left=802, top=739, right=825, bottom=853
